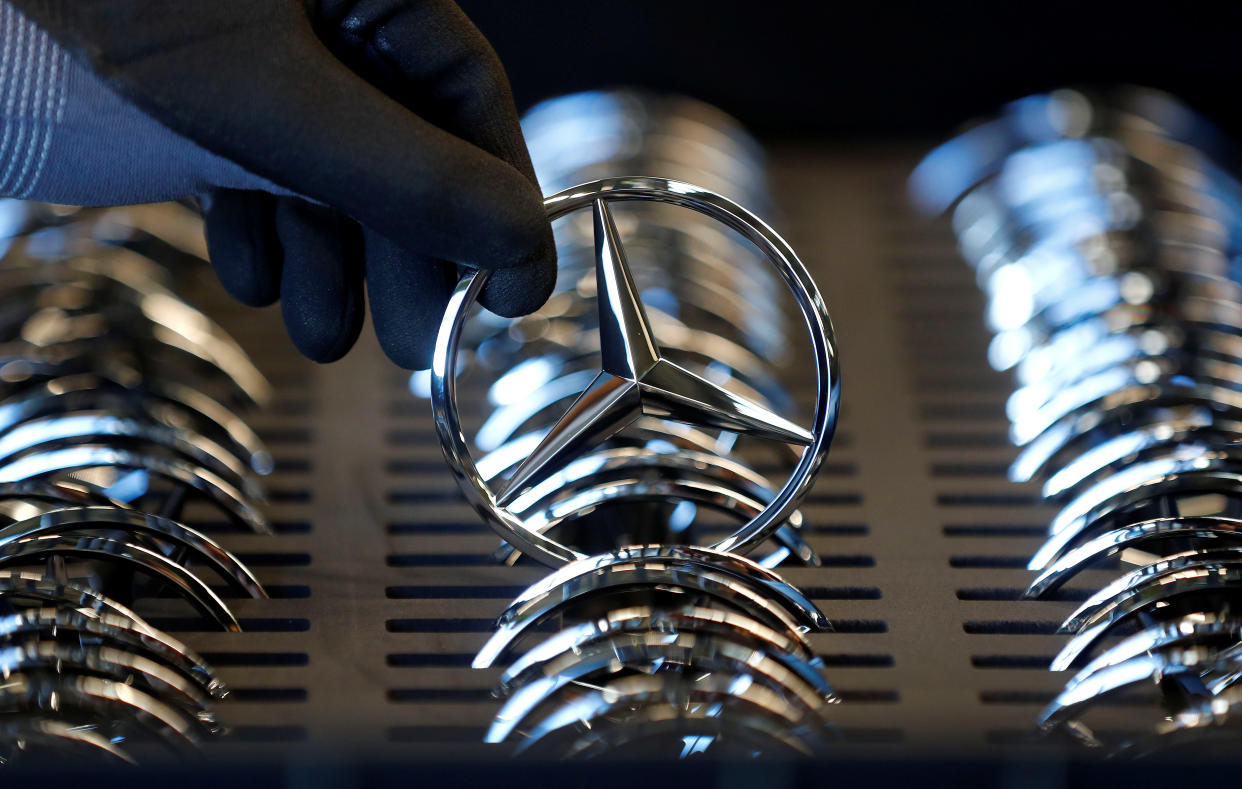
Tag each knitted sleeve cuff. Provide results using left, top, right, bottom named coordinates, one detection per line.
left=0, top=0, right=292, bottom=205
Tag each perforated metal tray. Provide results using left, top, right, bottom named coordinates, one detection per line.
left=145, top=145, right=1155, bottom=765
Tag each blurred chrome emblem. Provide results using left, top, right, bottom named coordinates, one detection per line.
left=914, top=87, right=1242, bottom=754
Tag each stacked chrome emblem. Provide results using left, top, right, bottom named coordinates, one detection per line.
left=913, top=88, right=1242, bottom=751
left=428, top=92, right=842, bottom=757
left=0, top=202, right=270, bottom=763
left=470, top=545, right=836, bottom=758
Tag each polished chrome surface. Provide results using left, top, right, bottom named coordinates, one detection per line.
left=0, top=203, right=273, bottom=764
left=0, top=143, right=1195, bottom=763
left=418, top=90, right=811, bottom=570
left=0, top=570, right=228, bottom=763
left=432, top=176, right=839, bottom=568
left=424, top=92, right=844, bottom=759
left=915, top=86, right=1242, bottom=753
left=473, top=547, right=839, bottom=758
left=494, top=199, right=813, bottom=510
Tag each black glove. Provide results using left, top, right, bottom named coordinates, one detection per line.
left=5, top=0, right=556, bottom=369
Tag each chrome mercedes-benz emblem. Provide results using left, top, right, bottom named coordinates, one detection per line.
left=431, top=177, right=840, bottom=567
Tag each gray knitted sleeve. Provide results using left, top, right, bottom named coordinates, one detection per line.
left=0, top=0, right=290, bottom=205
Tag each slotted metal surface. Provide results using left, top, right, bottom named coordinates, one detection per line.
left=147, top=145, right=1146, bottom=764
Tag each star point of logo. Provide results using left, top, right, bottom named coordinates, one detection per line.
left=495, top=199, right=813, bottom=508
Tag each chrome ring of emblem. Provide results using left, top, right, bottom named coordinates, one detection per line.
left=432, top=177, right=840, bottom=567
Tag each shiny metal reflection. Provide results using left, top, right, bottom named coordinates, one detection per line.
left=429, top=91, right=843, bottom=759
left=0, top=201, right=273, bottom=763
left=915, top=86, right=1242, bottom=753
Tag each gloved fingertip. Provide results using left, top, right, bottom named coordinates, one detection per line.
left=364, top=230, right=455, bottom=371
left=371, top=286, right=446, bottom=370
left=374, top=321, right=438, bottom=371
left=478, top=252, right=557, bottom=318
left=282, top=301, right=364, bottom=363
left=276, top=199, right=366, bottom=364
left=473, top=178, right=557, bottom=271
left=203, top=190, right=282, bottom=307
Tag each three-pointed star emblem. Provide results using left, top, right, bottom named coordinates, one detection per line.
left=496, top=199, right=814, bottom=507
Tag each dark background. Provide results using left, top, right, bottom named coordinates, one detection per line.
left=459, top=0, right=1242, bottom=139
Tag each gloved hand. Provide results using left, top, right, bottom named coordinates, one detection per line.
left=2, top=0, right=556, bottom=369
